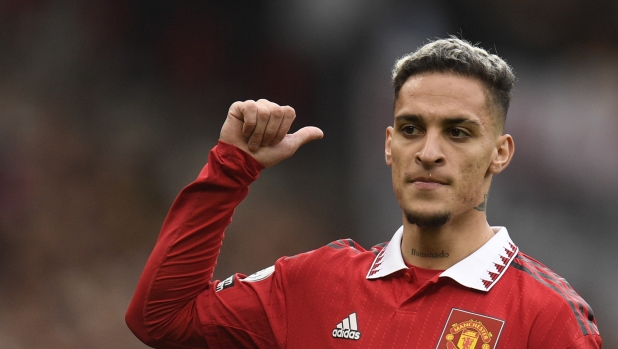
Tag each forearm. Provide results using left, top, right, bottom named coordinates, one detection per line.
left=126, top=141, right=263, bottom=348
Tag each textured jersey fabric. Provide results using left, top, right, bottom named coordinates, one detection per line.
left=126, top=141, right=602, bottom=349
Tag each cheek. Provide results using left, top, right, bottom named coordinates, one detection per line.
left=391, top=161, right=408, bottom=195
left=389, top=146, right=409, bottom=177
left=457, top=160, right=488, bottom=204
left=389, top=148, right=414, bottom=202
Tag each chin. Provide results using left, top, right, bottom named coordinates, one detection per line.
left=404, top=209, right=452, bottom=229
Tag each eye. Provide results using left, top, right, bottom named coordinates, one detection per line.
left=401, top=125, right=422, bottom=136
left=447, top=128, right=471, bottom=138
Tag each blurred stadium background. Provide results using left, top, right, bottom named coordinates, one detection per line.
left=0, top=0, right=616, bottom=347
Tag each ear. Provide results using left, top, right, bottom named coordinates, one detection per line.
left=385, top=127, right=393, bottom=166
left=489, top=134, right=514, bottom=174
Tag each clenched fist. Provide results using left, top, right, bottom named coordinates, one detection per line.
left=219, top=99, right=323, bottom=167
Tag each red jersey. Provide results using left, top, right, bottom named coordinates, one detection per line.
left=126, top=142, right=602, bottom=349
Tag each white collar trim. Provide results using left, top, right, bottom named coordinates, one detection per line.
left=366, top=226, right=518, bottom=292
left=366, top=226, right=407, bottom=279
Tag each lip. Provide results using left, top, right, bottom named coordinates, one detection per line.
left=409, top=176, right=447, bottom=191
left=411, top=175, right=447, bottom=184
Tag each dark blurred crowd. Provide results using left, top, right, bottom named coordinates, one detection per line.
left=0, top=1, right=616, bottom=348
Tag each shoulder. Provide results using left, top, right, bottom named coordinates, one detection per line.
left=276, top=239, right=385, bottom=281
left=508, top=252, right=600, bottom=337
left=284, top=238, right=387, bottom=260
left=509, top=252, right=586, bottom=307
left=325, top=239, right=387, bottom=256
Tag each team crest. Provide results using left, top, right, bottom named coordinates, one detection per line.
left=436, top=308, right=504, bottom=349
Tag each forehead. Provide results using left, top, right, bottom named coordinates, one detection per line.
left=395, top=73, right=493, bottom=126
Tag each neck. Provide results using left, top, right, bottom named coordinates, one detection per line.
left=400, top=210, right=495, bottom=270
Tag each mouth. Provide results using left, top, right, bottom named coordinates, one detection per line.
left=410, top=175, right=447, bottom=184
left=409, top=175, right=448, bottom=190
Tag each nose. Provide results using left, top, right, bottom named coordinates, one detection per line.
left=415, top=132, right=445, bottom=166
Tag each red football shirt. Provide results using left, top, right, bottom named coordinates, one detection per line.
left=126, top=142, right=602, bottom=349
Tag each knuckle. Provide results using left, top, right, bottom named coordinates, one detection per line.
left=270, top=106, right=284, bottom=119
left=258, top=98, right=282, bottom=110
left=282, top=105, right=295, bottom=116
left=229, top=101, right=244, bottom=114
left=256, top=107, right=270, bottom=120
left=244, top=103, right=258, bottom=115
left=243, top=100, right=257, bottom=109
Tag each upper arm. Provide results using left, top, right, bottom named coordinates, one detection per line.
left=561, top=334, right=603, bottom=349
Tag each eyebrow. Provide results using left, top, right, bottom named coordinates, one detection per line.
left=394, top=114, right=482, bottom=127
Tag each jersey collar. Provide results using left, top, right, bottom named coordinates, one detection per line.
left=366, top=226, right=518, bottom=292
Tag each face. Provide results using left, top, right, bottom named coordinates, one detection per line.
left=385, top=73, right=513, bottom=227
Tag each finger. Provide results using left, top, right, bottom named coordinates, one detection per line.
left=260, top=103, right=285, bottom=146
left=239, top=100, right=258, bottom=137
left=270, top=106, right=296, bottom=146
left=247, top=102, right=271, bottom=151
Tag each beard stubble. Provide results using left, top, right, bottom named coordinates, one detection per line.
left=404, top=210, right=452, bottom=228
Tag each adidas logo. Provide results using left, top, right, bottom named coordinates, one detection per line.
left=332, top=313, right=361, bottom=340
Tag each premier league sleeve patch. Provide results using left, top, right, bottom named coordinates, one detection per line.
left=215, top=275, right=235, bottom=292
left=436, top=308, right=505, bottom=349
left=240, top=265, right=275, bottom=282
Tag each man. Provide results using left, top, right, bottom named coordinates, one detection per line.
left=126, top=38, right=602, bottom=348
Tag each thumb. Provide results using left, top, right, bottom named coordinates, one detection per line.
left=257, top=126, right=323, bottom=168
left=290, top=126, right=324, bottom=149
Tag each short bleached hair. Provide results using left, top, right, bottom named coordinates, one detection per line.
left=392, top=37, right=516, bottom=125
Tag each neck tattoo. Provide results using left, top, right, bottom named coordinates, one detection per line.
left=474, top=194, right=487, bottom=212
left=411, top=248, right=450, bottom=258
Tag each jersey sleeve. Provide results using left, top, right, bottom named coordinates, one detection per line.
left=196, top=263, right=288, bottom=348
left=125, top=141, right=287, bottom=349
left=562, top=335, right=603, bottom=349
